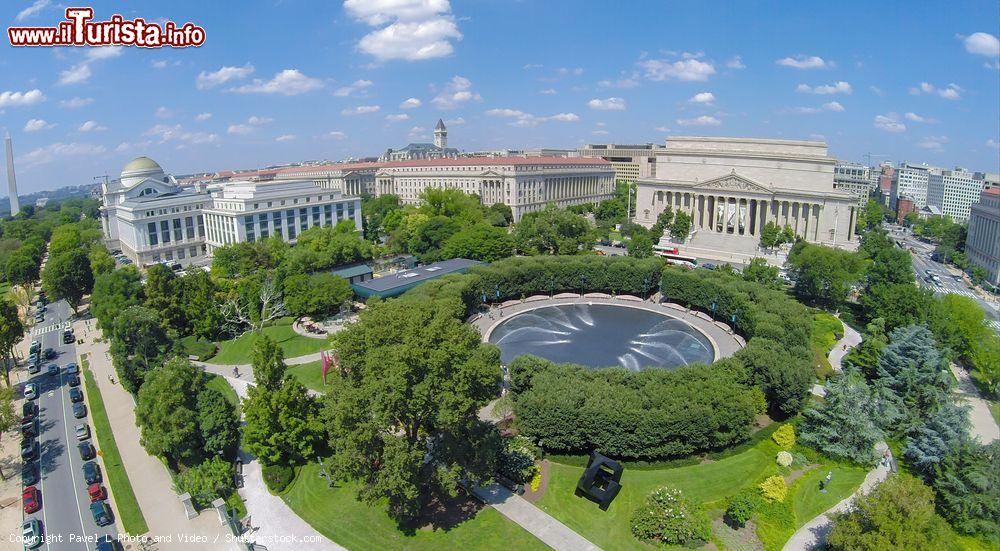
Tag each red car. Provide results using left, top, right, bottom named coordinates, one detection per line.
left=22, top=486, right=40, bottom=513
left=87, top=483, right=106, bottom=503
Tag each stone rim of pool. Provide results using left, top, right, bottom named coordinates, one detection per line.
left=484, top=302, right=718, bottom=370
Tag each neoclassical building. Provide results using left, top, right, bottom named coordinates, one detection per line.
left=635, top=137, right=858, bottom=249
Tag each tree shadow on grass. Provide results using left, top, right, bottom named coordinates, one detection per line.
left=397, top=492, right=486, bottom=536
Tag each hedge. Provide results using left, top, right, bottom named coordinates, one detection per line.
left=262, top=463, right=295, bottom=494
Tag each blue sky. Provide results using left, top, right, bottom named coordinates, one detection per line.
left=1, top=0, right=998, bottom=194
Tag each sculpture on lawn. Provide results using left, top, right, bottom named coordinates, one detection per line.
left=575, top=451, right=623, bottom=510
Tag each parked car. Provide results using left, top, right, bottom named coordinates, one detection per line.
left=20, top=418, right=39, bottom=438
left=82, top=461, right=102, bottom=484
left=22, top=519, right=42, bottom=549
left=90, top=501, right=113, bottom=527
left=75, top=424, right=90, bottom=441
left=22, top=486, right=40, bottom=513
left=47, top=364, right=59, bottom=377
left=29, top=340, right=40, bottom=353
left=42, top=348, right=56, bottom=360
left=22, top=401, right=36, bottom=420
left=33, top=313, right=44, bottom=323
left=78, top=442, right=95, bottom=460
left=72, top=403, right=87, bottom=419
left=27, top=352, right=39, bottom=365
left=24, top=383, right=38, bottom=400
left=63, top=329, right=74, bottom=344
left=20, top=440, right=38, bottom=461
left=66, top=362, right=79, bottom=374
left=69, top=388, right=84, bottom=403
left=22, top=462, right=38, bottom=486
left=96, top=534, right=123, bottom=551
left=87, top=483, right=107, bottom=503
left=68, top=374, right=81, bottom=387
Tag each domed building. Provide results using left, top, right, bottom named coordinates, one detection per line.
left=100, top=156, right=363, bottom=268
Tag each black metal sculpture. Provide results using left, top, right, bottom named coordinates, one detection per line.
left=575, top=451, right=623, bottom=510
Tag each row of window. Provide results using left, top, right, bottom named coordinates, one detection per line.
left=146, top=215, right=205, bottom=247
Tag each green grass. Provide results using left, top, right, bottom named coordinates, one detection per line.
left=282, top=463, right=548, bottom=551
left=989, top=400, right=1000, bottom=429
left=207, top=318, right=328, bottom=365
left=204, top=373, right=240, bottom=413
left=286, top=361, right=329, bottom=393
left=810, top=311, right=844, bottom=380
left=179, top=335, right=217, bottom=360
left=80, top=354, right=150, bottom=536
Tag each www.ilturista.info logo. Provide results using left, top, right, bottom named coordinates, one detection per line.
left=8, top=7, right=205, bottom=48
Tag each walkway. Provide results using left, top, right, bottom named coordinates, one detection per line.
left=811, top=315, right=859, bottom=398
left=471, top=484, right=602, bottom=551
left=193, top=350, right=324, bottom=377
left=73, top=317, right=238, bottom=550
left=950, top=363, right=999, bottom=444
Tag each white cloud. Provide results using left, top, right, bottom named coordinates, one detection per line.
left=385, top=113, right=410, bottom=122
left=597, top=75, right=639, bottom=89
left=155, top=106, right=173, bottom=118
left=962, top=32, right=999, bottom=57
left=638, top=55, right=716, bottom=82
left=227, top=124, right=252, bottom=135
left=654, top=126, right=671, bottom=132
left=431, top=76, right=481, bottom=109
left=195, top=112, right=212, bottom=121
left=787, top=101, right=844, bottom=114
left=0, top=89, right=45, bottom=108
left=689, top=92, right=715, bottom=104
left=592, top=130, right=609, bottom=136
left=341, top=105, right=381, bottom=116
left=676, top=115, right=721, bottom=126
left=23, top=119, right=54, bottom=132
left=408, top=126, right=427, bottom=138
left=539, top=88, right=557, bottom=95
left=795, top=81, right=852, bottom=94
left=873, top=113, right=906, bottom=133
left=247, top=115, right=273, bottom=125
left=16, top=0, right=50, bottom=21
left=556, top=67, right=584, bottom=77
left=151, top=60, right=168, bottom=69
left=114, top=140, right=152, bottom=153
left=229, top=69, right=324, bottom=96
left=327, top=131, right=347, bottom=140
left=78, top=120, right=107, bottom=132
left=917, top=136, right=948, bottom=152
left=58, top=64, right=91, bottom=85
left=85, top=47, right=123, bottom=61
left=986, top=139, right=999, bottom=150
left=333, top=79, right=374, bottom=97
left=197, top=63, right=254, bottom=89
left=909, top=82, right=962, bottom=100
left=18, top=142, right=106, bottom=170
left=144, top=124, right=219, bottom=145
left=444, top=117, right=465, bottom=125
left=399, top=97, right=422, bottom=109
left=588, top=97, right=626, bottom=111
left=523, top=63, right=543, bottom=70
left=345, top=0, right=462, bottom=62
left=485, top=108, right=579, bottom=127
left=275, top=134, right=296, bottom=142
left=725, top=56, right=745, bottom=69
left=775, top=55, right=831, bottom=69
left=869, top=86, right=885, bottom=97
left=904, top=112, right=937, bottom=123
left=823, top=101, right=844, bottom=112
left=59, top=97, right=92, bottom=108
left=547, top=112, right=579, bottom=122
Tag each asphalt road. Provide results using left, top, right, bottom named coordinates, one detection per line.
left=24, top=297, right=118, bottom=549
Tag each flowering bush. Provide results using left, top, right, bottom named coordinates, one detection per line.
left=759, top=475, right=788, bottom=503
left=529, top=469, right=542, bottom=492
left=631, top=487, right=711, bottom=546
left=772, top=424, right=796, bottom=449
left=776, top=451, right=793, bottom=467
left=497, top=436, right=538, bottom=484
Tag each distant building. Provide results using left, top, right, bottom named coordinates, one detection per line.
left=891, top=162, right=935, bottom=210
left=877, top=164, right=895, bottom=207
left=833, top=162, right=874, bottom=208
left=350, top=258, right=483, bottom=299
left=966, top=187, right=1000, bottom=287
left=35, top=197, right=48, bottom=208
left=380, top=119, right=459, bottom=161
left=926, top=168, right=985, bottom=223
left=895, top=196, right=918, bottom=224
left=330, top=263, right=374, bottom=285
left=579, top=143, right=662, bottom=183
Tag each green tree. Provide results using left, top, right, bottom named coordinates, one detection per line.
left=627, top=234, right=654, bottom=259
left=440, top=224, right=515, bottom=262
left=144, top=264, right=187, bottom=334
left=135, top=357, right=203, bottom=465
left=759, top=221, right=781, bottom=250
left=670, top=211, right=692, bottom=241
left=799, top=375, right=887, bottom=465
left=0, top=387, right=17, bottom=479
left=742, top=258, right=782, bottom=289
left=181, top=270, right=223, bottom=340
left=0, top=300, right=24, bottom=386
left=969, top=335, right=1000, bottom=393
left=932, top=440, right=1000, bottom=539
left=108, top=306, right=173, bottom=394
left=250, top=334, right=286, bottom=390
left=88, top=246, right=116, bottom=277
left=197, top=387, right=241, bottom=458
left=242, top=379, right=323, bottom=466
left=362, top=194, right=403, bottom=241
left=874, top=325, right=952, bottom=430
left=324, top=296, right=499, bottom=522
left=408, top=215, right=461, bottom=259
left=485, top=203, right=513, bottom=227
left=860, top=199, right=886, bottom=231
left=779, top=224, right=796, bottom=244
left=283, top=273, right=353, bottom=319
left=739, top=338, right=812, bottom=415
left=513, top=205, right=593, bottom=255
left=173, top=457, right=235, bottom=509
left=41, top=249, right=94, bottom=313
left=785, top=242, right=865, bottom=307
left=860, top=283, right=935, bottom=332
left=90, top=267, right=144, bottom=330
left=4, top=250, right=39, bottom=286
left=903, top=401, right=971, bottom=478
left=828, top=474, right=955, bottom=550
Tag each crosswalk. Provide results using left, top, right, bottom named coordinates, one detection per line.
left=937, top=289, right=981, bottom=300
left=31, top=323, right=64, bottom=337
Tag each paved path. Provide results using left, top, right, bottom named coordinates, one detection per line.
left=826, top=317, right=861, bottom=372
left=74, top=317, right=238, bottom=550
left=782, top=457, right=892, bottom=551
left=950, top=363, right=999, bottom=444
left=193, top=350, right=324, bottom=376
left=471, top=484, right=601, bottom=551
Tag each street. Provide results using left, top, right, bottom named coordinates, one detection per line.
left=24, top=297, right=118, bottom=549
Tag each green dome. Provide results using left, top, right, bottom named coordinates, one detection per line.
left=122, top=156, right=162, bottom=174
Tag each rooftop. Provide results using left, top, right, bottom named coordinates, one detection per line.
left=351, top=258, right=484, bottom=298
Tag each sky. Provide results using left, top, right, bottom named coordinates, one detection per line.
left=1, top=0, right=998, bottom=194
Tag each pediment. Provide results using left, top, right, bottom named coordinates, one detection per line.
left=478, top=170, right=504, bottom=178
left=123, top=178, right=177, bottom=198
left=693, top=173, right=772, bottom=193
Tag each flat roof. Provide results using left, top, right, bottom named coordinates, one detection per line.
left=330, top=263, right=373, bottom=279
left=351, top=258, right=483, bottom=298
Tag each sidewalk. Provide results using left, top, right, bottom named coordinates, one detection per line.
left=471, top=484, right=601, bottom=551
left=193, top=351, right=324, bottom=376
left=949, top=363, right=999, bottom=444
left=827, top=317, right=861, bottom=372
left=74, top=318, right=237, bottom=550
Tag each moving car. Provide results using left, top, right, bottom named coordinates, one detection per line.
left=87, top=483, right=107, bottom=502
left=47, top=364, right=59, bottom=377
left=73, top=403, right=87, bottom=418
left=22, top=486, right=40, bottom=513
left=22, top=519, right=42, bottom=549
left=78, top=442, right=95, bottom=460
left=90, top=501, right=113, bottom=526
left=23, top=383, right=38, bottom=400
left=69, top=388, right=84, bottom=403
left=83, top=461, right=102, bottom=484
left=42, top=348, right=56, bottom=360
left=75, top=424, right=90, bottom=441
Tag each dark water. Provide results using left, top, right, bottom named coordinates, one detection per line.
left=488, top=303, right=715, bottom=370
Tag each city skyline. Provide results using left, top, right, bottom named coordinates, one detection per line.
left=0, top=0, right=998, bottom=194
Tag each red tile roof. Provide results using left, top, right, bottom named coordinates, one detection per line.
left=984, top=186, right=999, bottom=196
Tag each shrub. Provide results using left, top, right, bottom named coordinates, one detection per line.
left=776, top=451, right=793, bottom=467
left=759, top=475, right=788, bottom=503
left=726, top=487, right=762, bottom=527
left=748, top=386, right=768, bottom=415
left=498, top=436, right=538, bottom=484
left=261, top=463, right=295, bottom=494
left=772, top=424, right=796, bottom=449
left=173, top=457, right=234, bottom=510
left=631, top=487, right=711, bottom=546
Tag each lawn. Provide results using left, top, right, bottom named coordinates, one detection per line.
left=283, top=462, right=548, bottom=551
left=287, top=360, right=328, bottom=393
left=179, top=335, right=217, bottom=360
left=81, top=354, right=150, bottom=536
left=810, top=311, right=844, bottom=380
left=206, top=318, right=328, bottom=365
left=204, top=373, right=240, bottom=413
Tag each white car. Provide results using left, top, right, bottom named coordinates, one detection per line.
left=23, top=383, right=38, bottom=401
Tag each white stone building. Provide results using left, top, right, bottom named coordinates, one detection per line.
left=579, top=143, right=662, bottom=182
left=891, top=162, right=934, bottom=209
left=966, top=187, right=1000, bottom=287
left=926, top=168, right=985, bottom=223
left=635, top=137, right=858, bottom=250
left=833, top=162, right=874, bottom=208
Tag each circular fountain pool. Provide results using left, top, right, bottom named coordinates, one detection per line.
left=487, top=303, right=715, bottom=370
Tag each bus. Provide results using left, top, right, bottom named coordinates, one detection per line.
left=653, top=245, right=698, bottom=267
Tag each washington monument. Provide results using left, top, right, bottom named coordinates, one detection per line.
left=4, top=133, right=19, bottom=217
